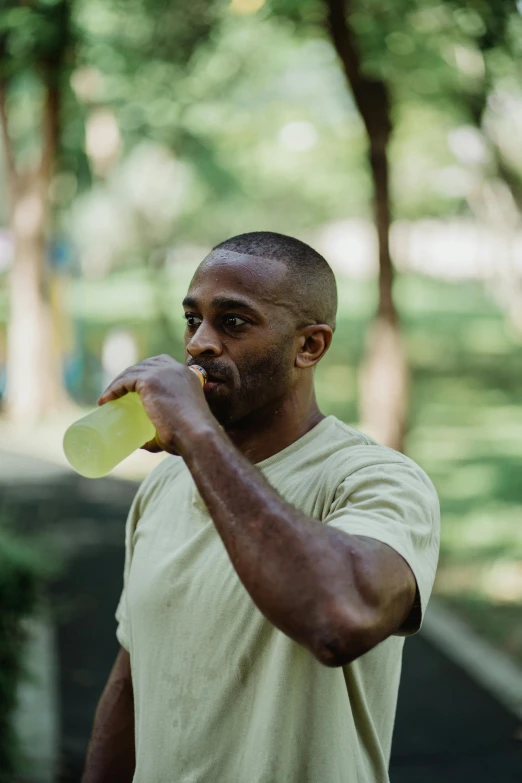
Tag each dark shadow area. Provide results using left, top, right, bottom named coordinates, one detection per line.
left=0, top=467, right=136, bottom=783
left=391, top=635, right=522, bottom=782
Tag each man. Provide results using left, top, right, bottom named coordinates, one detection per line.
left=82, top=231, right=440, bottom=783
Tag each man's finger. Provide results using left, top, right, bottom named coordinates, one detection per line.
left=97, top=371, right=144, bottom=405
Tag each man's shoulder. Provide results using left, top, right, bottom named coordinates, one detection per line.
left=309, top=416, right=407, bottom=468
left=134, top=454, right=187, bottom=507
left=306, top=417, right=437, bottom=496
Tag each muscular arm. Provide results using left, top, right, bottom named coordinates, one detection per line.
left=82, top=647, right=135, bottom=783
left=181, top=424, right=417, bottom=667
left=98, top=357, right=418, bottom=667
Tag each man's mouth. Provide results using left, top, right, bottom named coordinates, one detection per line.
left=188, top=363, right=230, bottom=390
left=197, top=368, right=228, bottom=384
left=202, top=374, right=226, bottom=391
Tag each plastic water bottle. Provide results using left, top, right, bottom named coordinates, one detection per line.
left=63, top=365, right=207, bottom=479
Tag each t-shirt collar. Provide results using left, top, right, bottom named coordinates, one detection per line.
left=255, top=415, right=335, bottom=470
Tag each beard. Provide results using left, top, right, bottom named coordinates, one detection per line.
left=194, top=338, right=294, bottom=428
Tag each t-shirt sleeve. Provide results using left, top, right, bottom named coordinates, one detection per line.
left=115, top=487, right=143, bottom=652
left=324, top=457, right=440, bottom=635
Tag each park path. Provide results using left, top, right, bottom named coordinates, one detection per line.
left=1, top=449, right=522, bottom=782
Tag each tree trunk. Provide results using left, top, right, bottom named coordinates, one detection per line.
left=0, top=80, right=71, bottom=423
left=466, top=87, right=522, bottom=339
left=358, top=136, right=409, bottom=453
left=5, top=177, right=69, bottom=421
left=325, top=0, right=409, bottom=452
left=358, top=313, right=409, bottom=453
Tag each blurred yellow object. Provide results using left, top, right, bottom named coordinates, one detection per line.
left=229, top=0, right=266, bottom=15
left=63, top=366, right=206, bottom=478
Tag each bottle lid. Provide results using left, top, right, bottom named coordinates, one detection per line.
left=189, top=365, right=208, bottom=386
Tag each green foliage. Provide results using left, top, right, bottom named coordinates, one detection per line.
left=265, top=0, right=522, bottom=220
left=0, top=0, right=221, bottom=205
left=2, top=0, right=520, bottom=258
left=75, top=0, right=219, bottom=135
left=0, top=0, right=76, bottom=190
left=0, top=0, right=73, bottom=78
left=0, top=528, right=56, bottom=780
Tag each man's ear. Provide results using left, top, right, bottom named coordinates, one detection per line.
left=295, top=324, right=333, bottom=369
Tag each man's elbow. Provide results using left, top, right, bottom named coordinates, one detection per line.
left=314, top=635, right=371, bottom=668
left=312, top=605, right=383, bottom=668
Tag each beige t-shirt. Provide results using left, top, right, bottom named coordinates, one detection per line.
left=116, top=415, right=440, bottom=783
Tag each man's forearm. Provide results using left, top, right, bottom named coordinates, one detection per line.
left=82, top=649, right=135, bottom=783
left=181, top=424, right=411, bottom=664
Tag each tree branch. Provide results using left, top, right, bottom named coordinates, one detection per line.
left=324, top=0, right=395, bottom=319
left=324, top=0, right=391, bottom=143
left=40, top=75, right=60, bottom=182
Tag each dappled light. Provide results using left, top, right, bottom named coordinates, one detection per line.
left=229, top=0, right=267, bottom=15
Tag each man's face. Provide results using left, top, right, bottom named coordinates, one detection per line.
left=183, top=250, right=300, bottom=427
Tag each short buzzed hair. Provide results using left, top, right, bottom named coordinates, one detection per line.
left=213, top=231, right=338, bottom=331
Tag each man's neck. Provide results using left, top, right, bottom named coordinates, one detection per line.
left=223, top=394, right=326, bottom=465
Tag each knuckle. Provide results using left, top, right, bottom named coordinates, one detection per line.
left=143, top=373, right=160, bottom=391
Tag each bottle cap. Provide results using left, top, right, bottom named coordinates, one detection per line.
left=189, top=365, right=208, bottom=386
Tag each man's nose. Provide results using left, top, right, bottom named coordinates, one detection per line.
left=186, top=321, right=222, bottom=358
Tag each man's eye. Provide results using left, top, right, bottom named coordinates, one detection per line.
left=223, top=315, right=248, bottom=328
left=184, top=314, right=202, bottom=327
left=183, top=314, right=247, bottom=329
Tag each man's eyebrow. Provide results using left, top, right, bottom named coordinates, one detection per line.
left=182, top=295, right=261, bottom=315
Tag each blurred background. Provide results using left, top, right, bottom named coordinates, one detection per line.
left=1, top=0, right=522, bottom=781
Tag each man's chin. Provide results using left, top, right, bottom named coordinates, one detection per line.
left=205, top=397, right=234, bottom=427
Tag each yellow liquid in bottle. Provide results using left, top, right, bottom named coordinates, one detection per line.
left=63, top=367, right=206, bottom=479
left=63, top=392, right=156, bottom=479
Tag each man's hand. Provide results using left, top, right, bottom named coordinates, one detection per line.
left=97, top=355, right=216, bottom=455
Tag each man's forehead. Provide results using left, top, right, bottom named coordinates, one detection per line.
left=188, top=249, right=293, bottom=308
